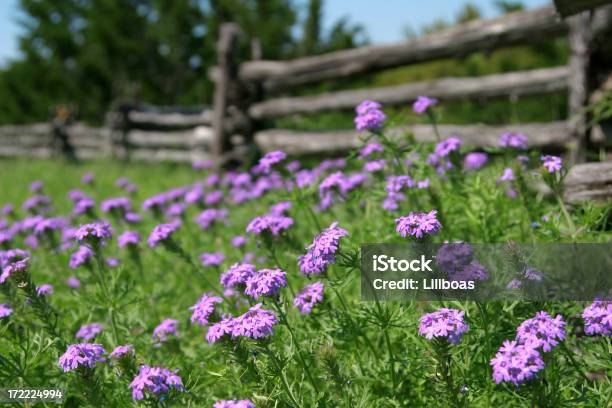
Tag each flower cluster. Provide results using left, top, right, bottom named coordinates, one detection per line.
left=129, top=365, right=184, bottom=401
left=69, top=245, right=93, bottom=269
left=354, top=100, right=386, bottom=131
left=244, top=268, right=287, bottom=299
left=418, top=308, right=469, bottom=344
left=490, top=340, right=544, bottom=385
left=109, top=344, right=135, bottom=359
left=515, top=311, right=565, bottom=352
left=207, top=303, right=277, bottom=343
left=582, top=300, right=611, bottom=336
left=246, top=214, right=293, bottom=236
left=189, top=293, right=222, bottom=326
left=395, top=210, right=442, bottom=239
left=214, top=400, right=255, bottom=408
left=298, top=222, right=348, bottom=275
left=499, top=132, right=528, bottom=149
left=195, top=208, right=228, bottom=230
left=74, top=222, right=112, bottom=245
left=253, top=150, right=287, bottom=174
left=147, top=221, right=180, bottom=248
left=118, top=231, right=141, bottom=248
left=76, top=323, right=104, bottom=341
left=541, top=155, right=562, bottom=174
left=200, top=252, right=225, bottom=267
left=0, top=303, right=13, bottom=318
left=220, top=263, right=256, bottom=289
left=293, top=282, right=324, bottom=314
left=152, top=319, right=179, bottom=343
left=412, top=96, right=437, bottom=114
left=58, top=343, right=106, bottom=372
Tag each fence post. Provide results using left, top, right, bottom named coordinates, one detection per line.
left=212, top=23, right=240, bottom=163
left=567, top=11, right=592, bottom=164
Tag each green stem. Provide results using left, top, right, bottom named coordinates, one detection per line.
left=266, top=347, right=302, bottom=407
left=556, top=194, right=577, bottom=236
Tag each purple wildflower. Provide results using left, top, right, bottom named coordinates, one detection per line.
left=491, top=340, right=544, bottom=385
left=81, top=172, right=95, bottom=185
left=254, top=151, right=287, bottom=174
left=74, top=198, right=95, bottom=215
left=190, top=293, right=223, bottom=326
left=298, top=222, right=348, bottom=275
left=106, top=257, right=120, bottom=268
left=195, top=208, right=228, bottom=230
left=245, top=268, right=287, bottom=299
left=418, top=308, right=469, bottom=344
left=293, top=282, right=324, bottom=314
left=499, top=132, right=528, bottom=149
left=0, top=303, right=12, bottom=318
left=118, top=231, right=141, bottom=248
left=246, top=214, right=293, bottom=236
left=269, top=201, right=292, bottom=216
left=435, top=137, right=462, bottom=157
left=524, top=267, right=544, bottom=282
left=29, top=180, right=43, bottom=192
left=230, top=303, right=278, bottom=339
left=395, top=210, right=442, bottom=239
left=359, top=143, right=384, bottom=159
left=200, top=252, right=225, bottom=267
left=364, top=159, right=386, bottom=173
left=436, top=243, right=473, bottom=275
left=66, top=276, right=81, bottom=289
left=36, top=284, right=53, bottom=296
left=451, top=261, right=489, bottom=281
left=76, top=323, right=104, bottom=341
left=204, top=190, right=224, bottom=206
left=192, top=159, right=213, bottom=170
left=206, top=317, right=236, bottom=343
left=2, top=204, right=14, bottom=215
left=581, top=300, right=611, bottom=336
left=129, top=365, right=184, bottom=401
left=413, top=96, right=438, bottom=114
left=152, top=319, right=179, bottom=343
left=109, top=344, right=134, bottom=359
left=69, top=245, right=94, bottom=269
left=355, top=100, right=386, bottom=131
left=231, top=236, right=247, bottom=248
left=497, top=168, right=515, bottom=183
left=516, top=311, right=566, bottom=352
left=214, top=400, right=255, bottom=408
left=463, top=152, right=488, bottom=171
left=74, top=222, right=112, bottom=245
left=100, top=197, right=132, bottom=215
left=506, top=279, right=522, bottom=289
left=58, top=343, right=105, bottom=372
left=541, top=155, right=562, bottom=174
left=220, top=263, right=256, bottom=289
left=147, top=221, right=180, bottom=248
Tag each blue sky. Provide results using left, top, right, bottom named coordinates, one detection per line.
left=0, top=0, right=552, bottom=67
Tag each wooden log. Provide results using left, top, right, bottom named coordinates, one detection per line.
left=249, top=66, right=569, bottom=119
left=128, top=148, right=210, bottom=163
left=567, top=12, right=592, bottom=164
left=233, top=6, right=566, bottom=91
left=212, top=23, right=241, bottom=159
left=0, top=123, right=50, bottom=136
left=127, top=110, right=213, bottom=129
left=126, top=127, right=212, bottom=149
left=0, top=146, right=53, bottom=158
left=564, top=161, right=612, bottom=203
left=553, top=0, right=612, bottom=17
left=255, top=122, right=571, bottom=154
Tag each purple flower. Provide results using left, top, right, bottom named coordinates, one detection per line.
left=190, top=293, right=223, bottom=326
left=246, top=214, right=293, bottom=236
left=231, top=236, right=247, bottom=248
left=125, top=212, right=142, bottom=223
left=418, top=308, right=469, bottom=344
left=206, top=316, right=236, bottom=343
left=298, top=222, right=348, bottom=275
left=417, top=179, right=430, bottom=189
left=58, top=343, right=105, bottom=372
left=200, top=252, right=225, bottom=267
left=220, top=263, right=256, bottom=289
left=81, top=172, right=95, bottom=185
left=516, top=311, right=565, bottom=352
left=192, top=159, right=213, bottom=170
left=33, top=217, right=66, bottom=236
left=152, top=319, right=179, bottom=343
left=106, top=257, right=120, bottom=268
left=66, top=276, right=81, bottom=289
left=359, top=143, right=384, bottom=159
left=269, top=201, right=292, bottom=216
left=491, top=340, right=544, bottom=385
left=195, top=208, right=228, bottom=230
left=355, top=100, right=386, bottom=131
left=497, top=167, right=515, bottom=183
left=395, top=210, right=442, bottom=239
left=22, top=195, right=51, bottom=213
left=0, top=303, right=12, bottom=318
left=74, top=222, right=112, bottom=245
left=254, top=151, right=287, bottom=174
left=118, top=231, right=141, bottom=248
left=1, top=258, right=29, bottom=284
left=29, top=180, right=43, bottom=192
left=436, top=243, right=473, bottom=275
left=69, top=245, right=94, bottom=269
left=109, top=344, right=134, bottom=359
left=450, top=261, right=489, bottom=281
left=434, top=137, right=462, bottom=157
left=36, top=284, right=53, bottom=297
left=74, top=198, right=95, bottom=215
left=165, top=203, right=187, bottom=218
left=363, top=159, right=386, bottom=173
left=101, top=197, right=132, bottom=214
left=76, top=323, right=104, bottom=341
left=413, top=96, right=438, bottom=114
left=293, top=282, right=324, bottom=314
left=2, top=204, right=13, bottom=215
left=506, top=279, right=522, bottom=289
left=499, top=132, right=528, bottom=149
left=214, top=400, right=255, bottom=408
left=244, top=268, right=287, bottom=299
left=463, top=152, right=488, bottom=171
left=524, top=267, right=544, bottom=282
left=230, top=303, right=278, bottom=340
left=129, top=365, right=184, bottom=401
left=582, top=300, right=611, bottom=336
left=147, top=221, right=180, bottom=248
left=204, top=190, right=224, bottom=206
left=541, top=155, right=562, bottom=174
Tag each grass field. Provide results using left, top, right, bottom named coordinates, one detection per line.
left=0, top=103, right=611, bottom=407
